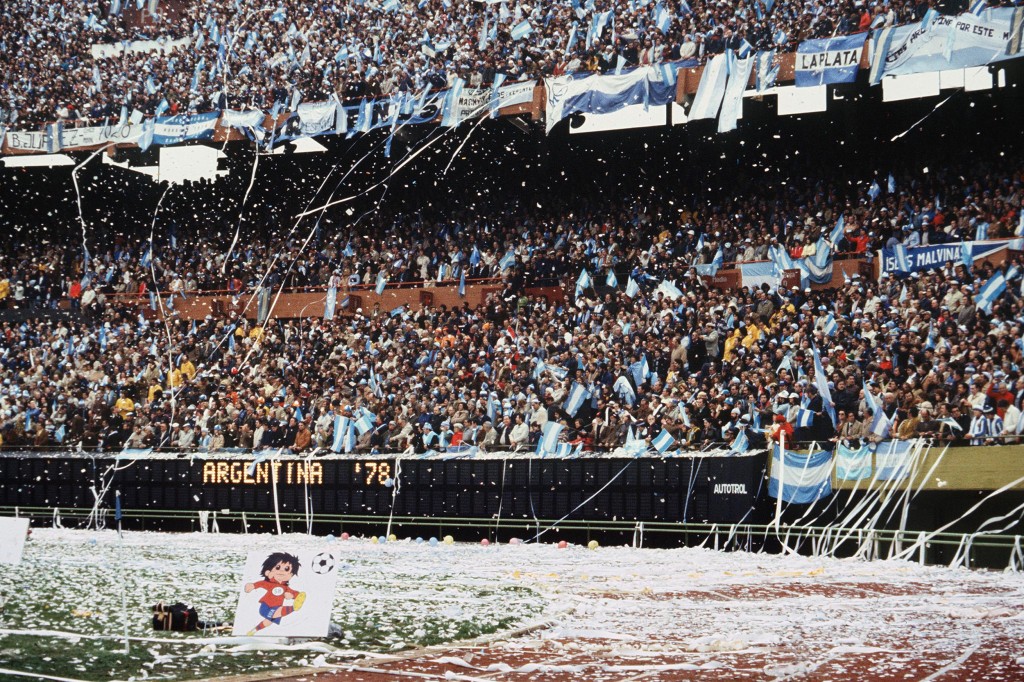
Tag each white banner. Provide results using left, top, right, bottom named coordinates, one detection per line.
left=5, top=131, right=47, bottom=152
left=62, top=122, right=143, bottom=149
left=295, top=101, right=337, bottom=136
left=497, top=81, right=535, bottom=109
left=90, top=37, right=189, bottom=59
left=881, top=9, right=1016, bottom=77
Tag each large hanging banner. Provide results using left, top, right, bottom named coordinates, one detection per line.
left=874, top=8, right=1018, bottom=79
left=877, top=240, right=1010, bottom=280
left=545, top=65, right=677, bottom=133
left=152, top=112, right=220, bottom=146
left=796, top=32, right=867, bottom=87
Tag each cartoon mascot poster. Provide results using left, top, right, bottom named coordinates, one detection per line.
left=232, top=549, right=339, bottom=637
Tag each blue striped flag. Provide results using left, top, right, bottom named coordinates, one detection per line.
left=458, top=270, right=466, bottom=296
left=893, top=244, right=911, bottom=273
left=769, top=447, right=833, bottom=503
left=975, top=272, right=1006, bottom=313
left=537, top=421, right=563, bottom=456
left=510, top=20, right=533, bottom=40
left=575, top=269, right=592, bottom=298
left=606, top=270, right=618, bottom=288
left=375, top=273, right=387, bottom=295
left=625, top=277, right=640, bottom=298
left=796, top=407, right=814, bottom=428
left=499, top=250, right=515, bottom=271
left=970, top=0, right=987, bottom=15
left=651, top=429, right=675, bottom=453
left=730, top=429, right=749, bottom=454
left=563, top=382, right=591, bottom=417
left=823, top=313, right=837, bottom=336
left=331, top=415, right=350, bottom=452
left=354, top=414, right=374, bottom=435
left=811, top=344, right=836, bottom=427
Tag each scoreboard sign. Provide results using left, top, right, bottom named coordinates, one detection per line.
left=0, top=454, right=769, bottom=526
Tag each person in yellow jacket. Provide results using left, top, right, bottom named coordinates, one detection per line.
left=722, top=328, right=743, bottom=362
left=114, top=393, right=135, bottom=417
left=180, top=357, right=197, bottom=381
left=168, top=367, right=184, bottom=388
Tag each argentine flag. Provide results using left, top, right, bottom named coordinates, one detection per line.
left=375, top=273, right=387, bottom=295
left=331, top=416, right=350, bottom=453
left=625, top=277, right=640, bottom=298
left=974, top=272, right=1006, bottom=313
left=563, top=382, right=591, bottom=417
left=606, top=270, right=618, bottom=288
left=510, top=20, right=533, bottom=40
left=499, top=250, right=515, bottom=271
left=768, top=446, right=833, bottom=504
left=537, top=421, right=563, bottom=456
left=651, top=429, right=675, bottom=454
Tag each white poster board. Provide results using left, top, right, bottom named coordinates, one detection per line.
left=0, top=517, right=30, bottom=565
left=232, top=549, right=339, bottom=637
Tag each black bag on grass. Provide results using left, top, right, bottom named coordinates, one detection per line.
left=152, top=602, right=199, bottom=632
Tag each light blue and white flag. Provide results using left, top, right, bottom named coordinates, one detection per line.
left=613, top=375, right=637, bottom=406
left=537, top=421, right=563, bottom=455
left=730, top=429, right=749, bottom=454
left=499, top=250, right=515, bottom=271
left=835, top=442, right=872, bottom=480
left=768, top=446, right=833, bottom=504
left=324, top=286, right=337, bottom=320
left=755, top=50, right=779, bottom=92
left=331, top=415, right=350, bottom=453
left=823, top=313, right=838, bottom=336
left=510, top=20, right=533, bottom=40
left=606, top=270, right=618, bottom=288
left=689, top=52, right=728, bottom=120
left=812, top=344, right=837, bottom=427
left=651, top=428, right=675, bottom=453
left=375, top=273, right=387, bottom=295
left=796, top=407, right=814, bottom=428
left=868, top=180, right=881, bottom=201
left=576, top=269, right=593, bottom=298
left=625, top=277, right=640, bottom=298
left=974, top=271, right=1006, bottom=313
left=354, top=413, right=374, bottom=435
left=876, top=439, right=916, bottom=480
left=563, top=382, right=591, bottom=417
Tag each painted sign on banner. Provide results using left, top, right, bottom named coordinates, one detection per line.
left=152, top=112, right=220, bottom=146
left=795, top=33, right=867, bottom=86
left=496, top=81, right=536, bottom=109
left=877, top=8, right=1016, bottom=78
left=4, top=131, right=48, bottom=152
left=878, top=240, right=1009, bottom=280
left=62, top=122, right=144, bottom=149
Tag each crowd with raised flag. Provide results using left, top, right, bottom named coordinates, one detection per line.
left=0, top=149, right=1023, bottom=455
left=1, top=0, right=930, bottom=127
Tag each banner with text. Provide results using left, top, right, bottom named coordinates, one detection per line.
left=796, top=33, right=867, bottom=87
left=876, top=9, right=1017, bottom=79
left=878, top=240, right=1010, bottom=279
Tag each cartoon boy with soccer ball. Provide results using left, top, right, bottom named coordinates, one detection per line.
left=244, top=552, right=306, bottom=634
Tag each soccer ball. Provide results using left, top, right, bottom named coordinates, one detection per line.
left=311, top=552, right=336, bottom=575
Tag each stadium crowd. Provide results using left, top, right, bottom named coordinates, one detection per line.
left=2, top=0, right=932, bottom=127
left=0, top=155, right=1022, bottom=455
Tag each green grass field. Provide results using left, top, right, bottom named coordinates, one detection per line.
left=0, top=529, right=547, bottom=681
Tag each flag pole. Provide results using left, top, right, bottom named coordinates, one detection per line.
left=773, top=431, right=785, bottom=530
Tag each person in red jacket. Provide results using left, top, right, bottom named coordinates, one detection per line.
left=68, top=278, right=82, bottom=311
left=768, top=414, right=794, bottom=445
